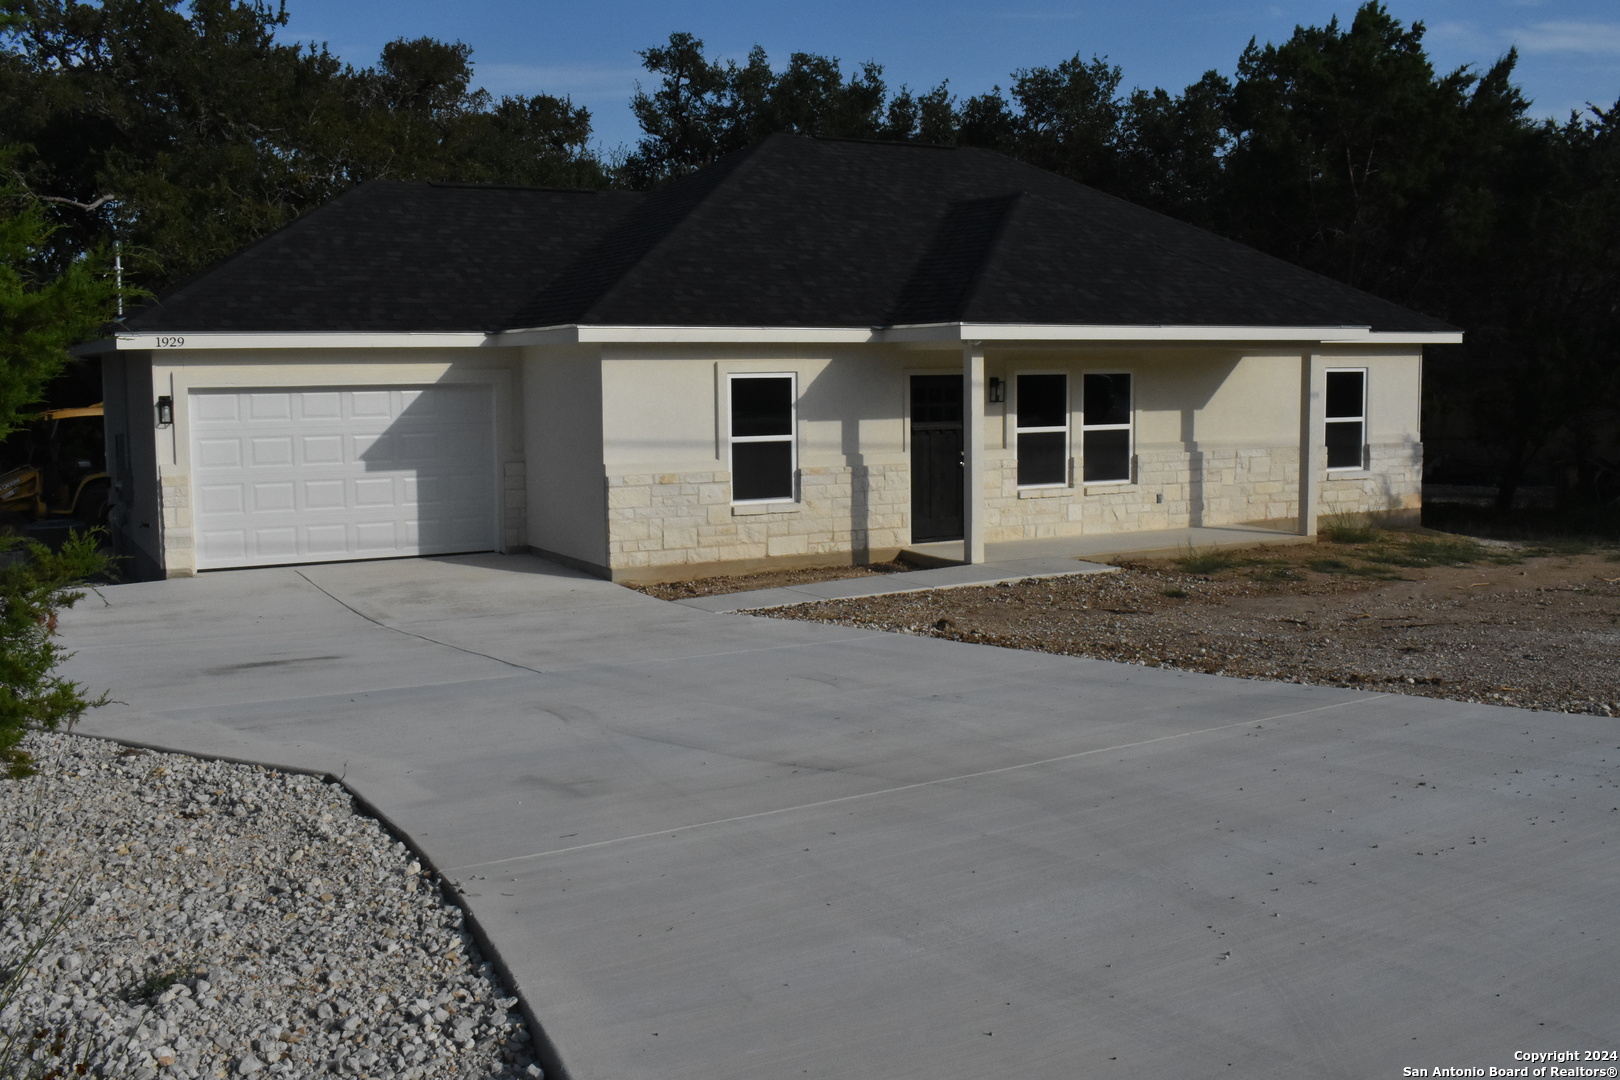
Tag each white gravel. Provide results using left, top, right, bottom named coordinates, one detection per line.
left=1, top=731, right=546, bottom=1080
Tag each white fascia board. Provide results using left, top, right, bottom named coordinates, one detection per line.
left=95, top=324, right=1463, bottom=353
left=498, top=324, right=879, bottom=346
left=1337, top=330, right=1464, bottom=346
left=106, top=331, right=492, bottom=351
left=879, top=323, right=1461, bottom=346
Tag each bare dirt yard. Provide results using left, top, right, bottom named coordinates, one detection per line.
left=628, top=560, right=911, bottom=600
left=645, top=531, right=1620, bottom=717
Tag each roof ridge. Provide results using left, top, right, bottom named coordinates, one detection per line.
left=427, top=181, right=620, bottom=194
left=805, top=133, right=959, bottom=152
left=977, top=151, right=1448, bottom=329
left=887, top=192, right=1023, bottom=325
left=504, top=141, right=767, bottom=329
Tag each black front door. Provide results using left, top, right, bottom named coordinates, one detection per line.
left=910, top=375, right=963, bottom=542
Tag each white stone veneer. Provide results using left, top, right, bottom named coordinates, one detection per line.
left=604, top=440, right=1422, bottom=577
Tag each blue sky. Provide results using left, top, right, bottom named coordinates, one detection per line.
left=279, top=0, right=1620, bottom=153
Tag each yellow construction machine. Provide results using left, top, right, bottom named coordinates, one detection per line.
left=0, top=403, right=110, bottom=528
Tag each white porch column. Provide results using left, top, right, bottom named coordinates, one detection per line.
left=963, top=341, right=987, bottom=564
left=1298, top=351, right=1325, bottom=536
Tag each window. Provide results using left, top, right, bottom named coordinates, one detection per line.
left=1325, top=369, right=1366, bottom=471
left=1015, top=373, right=1068, bottom=487
left=729, top=374, right=796, bottom=502
left=1081, top=373, right=1132, bottom=484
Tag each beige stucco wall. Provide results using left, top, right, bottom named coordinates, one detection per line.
left=597, top=345, right=914, bottom=578
left=523, top=345, right=609, bottom=571
left=141, top=348, right=524, bottom=577
left=595, top=344, right=1424, bottom=580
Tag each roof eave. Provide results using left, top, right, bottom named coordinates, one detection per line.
left=81, top=323, right=1465, bottom=353
left=94, top=331, right=495, bottom=352
left=881, top=323, right=1463, bottom=346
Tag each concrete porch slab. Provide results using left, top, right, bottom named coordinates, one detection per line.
left=672, top=556, right=1117, bottom=613
left=904, top=522, right=1314, bottom=566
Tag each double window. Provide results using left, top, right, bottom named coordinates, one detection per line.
left=1015, top=374, right=1068, bottom=487
left=1081, top=373, right=1133, bottom=484
left=729, top=374, right=796, bottom=502
left=1325, top=369, right=1366, bottom=471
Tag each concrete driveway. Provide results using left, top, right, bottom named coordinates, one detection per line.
left=61, top=554, right=1620, bottom=1079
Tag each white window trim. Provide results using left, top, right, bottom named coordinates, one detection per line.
left=1013, top=371, right=1071, bottom=489
left=1080, top=370, right=1134, bottom=486
left=727, top=372, right=798, bottom=505
left=1325, top=367, right=1368, bottom=473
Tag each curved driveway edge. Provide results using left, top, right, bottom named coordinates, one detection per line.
left=61, top=554, right=1620, bottom=1080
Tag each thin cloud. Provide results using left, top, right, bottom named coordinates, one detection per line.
left=1428, top=21, right=1495, bottom=53
left=476, top=63, right=643, bottom=102
left=1509, top=21, right=1620, bottom=55
left=992, top=10, right=1087, bottom=20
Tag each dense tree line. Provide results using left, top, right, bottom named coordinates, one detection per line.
left=2, top=0, right=1615, bottom=507
left=0, top=0, right=600, bottom=290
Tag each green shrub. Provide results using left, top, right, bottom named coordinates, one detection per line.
left=0, top=531, right=112, bottom=778
left=1319, top=514, right=1379, bottom=544
left=1175, top=546, right=1247, bottom=575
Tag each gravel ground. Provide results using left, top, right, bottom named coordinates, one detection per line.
left=750, top=539, right=1620, bottom=716
left=1, top=732, right=544, bottom=1080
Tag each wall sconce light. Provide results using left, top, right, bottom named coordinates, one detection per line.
left=987, top=377, right=1005, bottom=404
left=156, top=396, right=174, bottom=427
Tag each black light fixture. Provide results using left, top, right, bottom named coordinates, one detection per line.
left=987, top=377, right=1005, bottom=404
left=156, top=395, right=174, bottom=427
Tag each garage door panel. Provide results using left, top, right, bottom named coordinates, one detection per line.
left=254, top=527, right=298, bottom=557
left=196, top=438, right=242, bottom=468
left=196, top=395, right=240, bottom=422
left=251, top=437, right=294, bottom=466
left=352, top=477, right=398, bottom=507
left=252, top=482, right=295, bottom=513
left=354, top=521, right=400, bottom=551
left=191, top=386, right=497, bottom=570
left=303, top=479, right=346, bottom=510
left=249, top=393, right=292, bottom=421
left=304, top=524, right=348, bottom=554
left=350, top=391, right=392, bottom=418
left=300, top=434, right=344, bottom=464
left=197, top=483, right=245, bottom=515
left=200, top=529, right=247, bottom=561
left=298, top=393, right=341, bottom=420
left=398, top=431, right=441, bottom=463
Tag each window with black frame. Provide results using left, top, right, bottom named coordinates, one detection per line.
left=1081, top=373, right=1132, bottom=483
left=1325, top=369, right=1366, bottom=471
left=1015, top=373, right=1068, bottom=487
left=729, top=374, right=795, bottom=502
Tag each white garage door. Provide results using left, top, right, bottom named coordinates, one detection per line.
left=190, top=386, right=497, bottom=570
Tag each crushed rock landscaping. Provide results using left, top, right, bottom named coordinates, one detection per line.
left=1, top=732, right=545, bottom=1080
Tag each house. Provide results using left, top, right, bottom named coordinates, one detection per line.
left=86, top=134, right=1460, bottom=582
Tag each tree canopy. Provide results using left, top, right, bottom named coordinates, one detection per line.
left=0, top=0, right=602, bottom=291
left=0, top=151, right=118, bottom=440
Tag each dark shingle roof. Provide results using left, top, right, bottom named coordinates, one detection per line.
left=125, top=135, right=1455, bottom=335
left=123, top=183, right=641, bottom=333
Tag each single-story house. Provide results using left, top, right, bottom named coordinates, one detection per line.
left=85, top=134, right=1460, bottom=582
